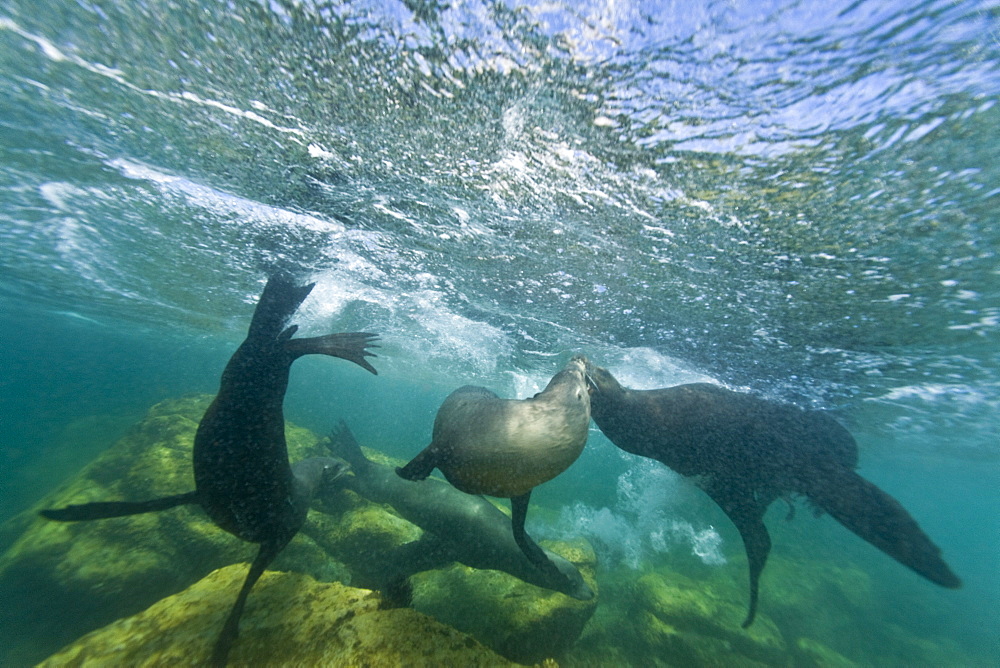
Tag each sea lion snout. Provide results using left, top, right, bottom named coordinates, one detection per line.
left=582, top=359, right=616, bottom=395
left=324, top=458, right=351, bottom=484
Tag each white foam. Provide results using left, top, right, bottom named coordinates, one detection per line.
left=596, top=347, right=717, bottom=389
left=546, top=459, right=725, bottom=569
left=870, top=383, right=991, bottom=406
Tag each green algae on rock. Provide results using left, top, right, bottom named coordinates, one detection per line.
left=302, top=497, right=423, bottom=590
left=38, top=564, right=521, bottom=667
left=411, top=537, right=598, bottom=664
left=0, top=395, right=345, bottom=667
left=0, top=395, right=600, bottom=666
left=634, top=570, right=788, bottom=666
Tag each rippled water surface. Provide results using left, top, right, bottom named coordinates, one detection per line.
left=1, top=0, right=998, bottom=664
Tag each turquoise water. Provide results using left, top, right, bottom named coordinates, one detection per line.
left=1, top=0, right=997, bottom=664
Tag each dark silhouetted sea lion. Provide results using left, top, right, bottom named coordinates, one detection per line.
left=396, top=355, right=591, bottom=585
left=585, top=361, right=961, bottom=628
left=40, top=274, right=378, bottom=665
left=325, top=420, right=594, bottom=600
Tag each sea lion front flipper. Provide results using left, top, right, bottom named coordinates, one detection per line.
left=40, top=491, right=200, bottom=521
left=805, top=468, right=961, bottom=588
left=285, top=332, right=380, bottom=375
left=510, top=492, right=568, bottom=583
left=396, top=446, right=439, bottom=481
left=702, top=479, right=773, bottom=628
left=726, top=508, right=772, bottom=628
left=210, top=538, right=287, bottom=667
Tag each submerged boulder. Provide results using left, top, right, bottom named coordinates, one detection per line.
left=633, top=570, right=788, bottom=666
left=38, top=564, right=520, bottom=667
left=303, top=493, right=423, bottom=590
left=411, top=537, right=599, bottom=664
left=0, top=395, right=340, bottom=666
left=0, top=395, right=599, bottom=665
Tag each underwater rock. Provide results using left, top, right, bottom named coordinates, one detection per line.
left=410, top=537, right=598, bottom=664
left=794, top=637, right=857, bottom=668
left=38, top=564, right=519, bottom=667
left=0, top=395, right=600, bottom=665
left=0, top=395, right=342, bottom=667
left=301, top=495, right=423, bottom=589
left=566, top=567, right=787, bottom=667
left=760, top=552, right=873, bottom=643
left=632, top=570, right=788, bottom=666
left=306, top=471, right=599, bottom=663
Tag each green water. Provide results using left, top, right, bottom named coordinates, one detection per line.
left=1, top=0, right=997, bottom=665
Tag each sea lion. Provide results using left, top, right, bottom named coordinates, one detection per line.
left=324, top=420, right=594, bottom=600
left=396, top=355, right=591, bottom=585
left=40, top=274, right=379, bottom=666
left=585, top=361, right=961, bottom=628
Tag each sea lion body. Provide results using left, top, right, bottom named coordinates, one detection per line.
left=41, top=275, right=378, bottom=665
left=585, top=361, right=960, bottom=628
left=192, top=304, right=304, bottom=544
left=589, top=379, right=856, bottom=496
left=402, top=356, right=591, bottom=497
left=397, top=356, right=591, bottom=585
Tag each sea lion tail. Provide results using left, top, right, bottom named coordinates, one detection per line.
left=805, top=469, right=961, bottom=588
left=39, top=491, right=200, bottom=521
left=326, top=420, right=372, bottom=472
left=248, top=274, right=315, bottom=339
left=395, top=447, right=437, bottom=481
left=285, top=332, right=380, bottom=375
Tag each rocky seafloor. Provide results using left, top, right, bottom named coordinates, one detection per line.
left=0, top=396, right=976, bottom=666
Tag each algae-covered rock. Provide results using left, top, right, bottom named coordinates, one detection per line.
left=0, top=395, right=341, bottom=667
left=302, top=496, right=423, bottom=589
left=565, top=566, right=788, bottom=667
left=633, top=570, right=787, bottom=666
left=38, top=564, right=521, bottom=667
left=795, top=637, right=858, bottom=667
left=758, top=552, right=873, bottom=655
left=0, top=395, right=601, bottom=666
left=411, top=537, right=598, bottom=664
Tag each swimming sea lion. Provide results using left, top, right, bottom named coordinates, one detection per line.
left=40, top=274, right=378, bottom=665
left=396, top=355, right=591, bottom=585
left=585, top=360, right=961, bottom=628
left=325, top=420, right=594, bottom=600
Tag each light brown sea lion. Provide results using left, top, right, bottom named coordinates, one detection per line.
left=396, top=355, right=591, bottom=584
left=326, top=420, right=594, bottom=601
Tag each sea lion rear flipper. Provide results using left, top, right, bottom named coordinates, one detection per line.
left=727, top=510, right=772, bottom=628
left=211, top=538, right=287, bottom=667
left=285, top=332, right=380, bottom=375
left=248, top=275, right=315, bottom=340
left=805, top=468, right=961, bottom=588
left=396, top=446, right=438, bottom=481
left=510, top=492, right=571, bottom=583
left=327, top=420, right=371, bottom=471
left=704, top=480, right=773, bottom=628
left=40, top=491, right=200, bottom=521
